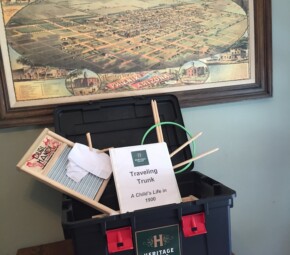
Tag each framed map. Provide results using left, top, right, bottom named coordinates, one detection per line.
left=0, top=0, right=272, bottom=128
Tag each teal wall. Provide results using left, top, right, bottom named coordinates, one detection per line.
left=0, top=1, right=289, bottom=254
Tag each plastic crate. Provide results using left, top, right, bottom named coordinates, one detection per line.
left=54, top=95, right=236, bottom=255
left=61, top=171, right=235, bottom=255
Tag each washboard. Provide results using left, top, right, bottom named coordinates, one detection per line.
left=17, top=128, right=117, bottom=215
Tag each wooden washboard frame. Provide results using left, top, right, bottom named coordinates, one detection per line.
left=17, top=128, right=117, bottom=215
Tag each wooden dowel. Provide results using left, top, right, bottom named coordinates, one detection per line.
left=173, top=148, right=219, bottom=169
left=170, top=132, right=203, bottom=158
left=153, top=100, right=161, bottom=142
left=97, top=147, right=113, bottom=153
left=151, top=100, right=162, bottom=143
left=154, top=100, right=164, bottom=142
left=86, top=132, right=93, bottom=151
left=182, top=195, right=199, bottom=202
left=92, top=213, right=110, bottom=219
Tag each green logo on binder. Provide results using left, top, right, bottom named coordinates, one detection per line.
left=135, top=225, right=181, bottom=255
left=131, top=150, right=149, bottom=167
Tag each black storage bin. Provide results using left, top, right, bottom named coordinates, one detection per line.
left=54, top=94, right=236, bottom=255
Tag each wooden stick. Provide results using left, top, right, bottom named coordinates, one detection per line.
left=151, top=100, right=162, bottom=142
left=86, top=132, right=93, bottom=151
left=92, top=213, right=110, bottom=219
left=154, top=100, right=164, bottom=142
left=173, top=148, right=219, bottom=169
left=151, top=100, right=164, bottom=143
left=181, top=195, right=199, bottom=202
left=151, top=100, right=161, bottom=143
left=97, top=147, right=113, bottom=153
left=170, top=132, right=203, bottom=158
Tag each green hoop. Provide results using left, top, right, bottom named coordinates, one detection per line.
left=141, top=121, right=195, bottom=174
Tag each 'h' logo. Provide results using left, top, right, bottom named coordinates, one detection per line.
left=131, top=150, right=149, bottom=167
left=153, top=234, right=164, bottom=247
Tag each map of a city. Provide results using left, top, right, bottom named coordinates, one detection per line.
left=0, top=0, right=250, bottom=104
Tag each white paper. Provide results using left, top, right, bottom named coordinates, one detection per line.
left=110, top=142, right=181, bottom=213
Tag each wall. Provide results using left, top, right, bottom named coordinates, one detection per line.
left=0, top=1, right=289, bottom=254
